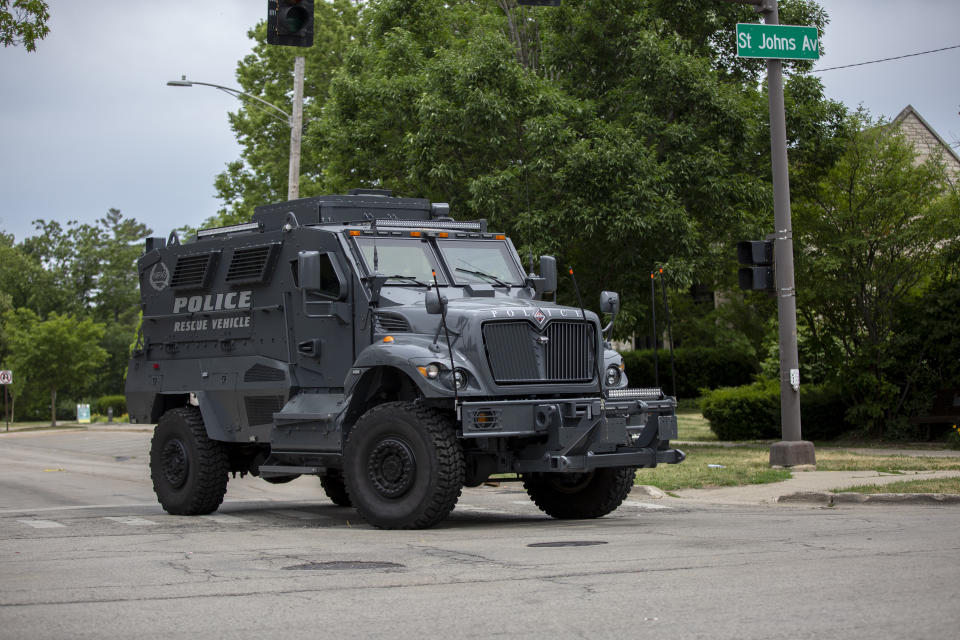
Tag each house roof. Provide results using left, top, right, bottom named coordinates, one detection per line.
left=892, top=104, right=960, bottom=166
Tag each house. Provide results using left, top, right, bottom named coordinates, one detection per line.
left=893, top=104, right=960, bottom=186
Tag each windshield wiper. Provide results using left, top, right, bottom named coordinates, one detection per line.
left=384, top=274, right=431, bottom=287
left=456, top=267, right=510, bottom=288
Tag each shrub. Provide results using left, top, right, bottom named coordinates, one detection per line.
left=95, top=395, right=126, bottom=416
left=621, top=346, right=758, bottom=398
left=701, top=380, right=853, bottom=441
left=701, top=380, right=780, bottom=441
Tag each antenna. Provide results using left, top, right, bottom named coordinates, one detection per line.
left=650, top=271, right=659, bottom=390
left=658, top=267, right=677, bottom=398
left=567, top=266, right=605, bottom=398
left=432, top=269, right=459, bottom=406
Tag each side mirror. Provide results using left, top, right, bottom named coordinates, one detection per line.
left=425, top=289, right=448, bottom=315
left=600, top=291, right=620, bottom=335
left=297, top=251, right=323, bottom=291
left=539, top=255, right=557, bottom=296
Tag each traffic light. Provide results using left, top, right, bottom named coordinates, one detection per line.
left=267, top=0, right=314, bottom=48
left=737, top=240, right=775, bottom=291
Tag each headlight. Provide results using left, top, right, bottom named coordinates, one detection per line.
left=453, top=368, right=469, bottom=390
left=417, top=363, right=441, bottom=380
left=605, top=364, right=622, bottom=387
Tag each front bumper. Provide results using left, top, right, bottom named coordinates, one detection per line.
left=457, top=388, right=686, bottom=473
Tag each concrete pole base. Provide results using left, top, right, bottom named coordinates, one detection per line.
left=770, top=440, right=816, bottom=467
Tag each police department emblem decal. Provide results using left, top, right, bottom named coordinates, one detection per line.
left=533, top=308, right=546, bottom=326
left=149, top=262, right=170, bottom=291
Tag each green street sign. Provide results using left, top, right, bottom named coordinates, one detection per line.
left=736, top=23, right=820, bottom=60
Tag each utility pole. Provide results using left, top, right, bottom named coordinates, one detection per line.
left=730, top=0, right=815, bottom=466
left=288, top=55, right=305, bottom=201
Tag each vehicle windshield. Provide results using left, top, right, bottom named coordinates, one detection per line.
left=438, top=239, right=525, bottom=286
left=354, top=236, right=444, bottom=284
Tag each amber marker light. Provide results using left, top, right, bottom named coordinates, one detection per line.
left=495, top=234, right=505, bottom=240
left=348, top=230, right=361, bottom=236
left=382, top=336, right=395, bottom=343
left=410, top=231, right=422, bottom=237
left=438, top=232, right=449, bottom=238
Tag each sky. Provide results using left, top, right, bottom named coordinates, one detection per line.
left=1, top=0, right=958, bottom=243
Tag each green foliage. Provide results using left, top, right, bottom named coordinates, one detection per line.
left=0, top=0, right=49, bottom=51
left=3, top=307, right=108, bottom=425
left=793, top=111, right=960, bottom=434
left=94, top=394, right=126, bottom=416
left=701, top=380, right=780, bottom=441
left=621, top=346, right=758, bottom=398
left=214, top=0, right=843, bottom=340
left=701, top=380, right=853, bottom=441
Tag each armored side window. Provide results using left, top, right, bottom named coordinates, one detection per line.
left=293, top=251, right=344, bottom=300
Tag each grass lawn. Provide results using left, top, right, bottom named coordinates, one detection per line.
left=835, top=477, right=960, bottom=495
left=635, top=444, right=960, bottom=492
left=636, top=445, right=790, bottom=492
left=815, top=450, right=960, bottom=473
left=675, top=410, right=717, bottom=441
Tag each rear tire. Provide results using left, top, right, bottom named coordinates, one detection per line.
left=321, top=470, right=352, bottom=507
left=523, top=467, right=636, bottom=519
left=150, top=406, right=229, bottom=515
left=344, top=402, right=463, bottom=529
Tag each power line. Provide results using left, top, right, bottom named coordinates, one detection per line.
left=813, top=43, right=960, bottom=72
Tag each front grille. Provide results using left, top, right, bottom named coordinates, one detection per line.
left=482, top=320, right=594, bottom=384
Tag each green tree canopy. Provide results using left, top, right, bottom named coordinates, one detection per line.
left=215, top=0, right=843, bottom=338
left=3, top=309, right=108, bottom=425
left=0, top=0, right=49, bottom=51
left=793, top=111, right=960, bottom=433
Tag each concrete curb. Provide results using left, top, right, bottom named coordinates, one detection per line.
left=777, top=491, right=960, bottom=506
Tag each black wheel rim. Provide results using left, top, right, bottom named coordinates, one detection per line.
left=367, top=437, right=416, bottom=499
left=161, top=438, right=189, bottom=488
left=549, top=471, right=595, bottom=494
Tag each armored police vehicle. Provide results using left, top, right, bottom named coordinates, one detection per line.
left=126, top=190, right=684, bottom=529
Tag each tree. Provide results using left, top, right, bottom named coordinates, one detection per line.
left=793, top=112, right=960, bottom=433
left=215, top=0, right=844, bottom=341
left=3, top=309, right=107, bottom=426
left=213, top=0, right=362, bottom=225
left=0, top=0, right=49, bottom=51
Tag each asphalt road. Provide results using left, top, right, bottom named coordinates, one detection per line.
left=1, top=428, right=959, bottom=639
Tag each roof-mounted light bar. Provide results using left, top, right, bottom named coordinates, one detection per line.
left=196, top=221, right=262, bottom=239
left=363, top=218, right=486, bottom=232
left=606, top=388, right=664, bottom=401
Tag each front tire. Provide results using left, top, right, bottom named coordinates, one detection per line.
left=320, top=470, right=352, bottom=507
left=523, top=467, right=636, bottom=519
left=343, top=402, right=463, bottom=529
left=150, top=406, right=229, bottom=515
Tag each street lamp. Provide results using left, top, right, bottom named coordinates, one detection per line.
left=167, top=75, right=303, bottom=201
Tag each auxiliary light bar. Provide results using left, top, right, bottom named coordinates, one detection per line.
left=366, top=219, right=486, bottom=233
left=606, top=388, right=664, bottom=400
left=196, top=222, right=262, bottom=238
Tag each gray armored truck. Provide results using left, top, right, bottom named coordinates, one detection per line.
left=126, top=190, right=684, bottom=529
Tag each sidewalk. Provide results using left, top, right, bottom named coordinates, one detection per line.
left=632, top=468, right=960, bottom=506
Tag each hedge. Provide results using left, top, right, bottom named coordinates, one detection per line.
left=701, top=380, right=852, bottom=441
left=94, top=395, right=127, bottom=416
left=621, top=347, right=758, bottom=398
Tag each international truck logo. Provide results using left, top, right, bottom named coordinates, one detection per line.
left=149, top=262, right=170, bottom=291
left=533, top=308, right=546, bottom=326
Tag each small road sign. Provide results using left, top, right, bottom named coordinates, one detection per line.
left=0, top=371, right=12, bottom=385
left=736, top=23, right=819, bottom=60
